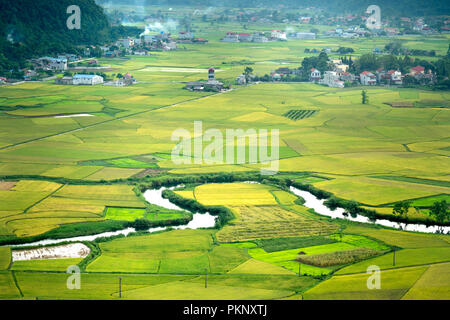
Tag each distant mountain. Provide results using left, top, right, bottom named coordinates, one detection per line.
left=96, top=0, right=450, bottom=16
left=0, top=0, right=112, bottom=75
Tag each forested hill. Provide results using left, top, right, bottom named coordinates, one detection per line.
left=97, top=0, right=450, bottom=16
left=0, top=0, right=113, bottom=74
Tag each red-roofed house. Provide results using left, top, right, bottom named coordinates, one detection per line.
left=388, top=70, right=402, bottom=85
left=410, top=66, right=425, bottom=75
left=310, top=68, right=321, bottom=82
left=360, top=71, right=377, bottom=85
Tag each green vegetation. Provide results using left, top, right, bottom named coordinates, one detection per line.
left=104, top=207, right=146, bottom=221
left=0, top=248, right=11, bottom=270
left=297, top=248, right=381, bottom=267
left=255, top=236, right=337, bottom=253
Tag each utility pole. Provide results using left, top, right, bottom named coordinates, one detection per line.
left=205, top=268, right=208, bottom=288
left=119, top=277, right=122, bottom=298
left=299, top=263, right=301, bottom=277
left=393, top=250, right=396, bottom=266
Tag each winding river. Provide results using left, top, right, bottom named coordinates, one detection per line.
left=290, top=186, right=449, bottom=234
left=7, top=183, right=448, bottom=249
left=9, top=186, right=216, bottom=248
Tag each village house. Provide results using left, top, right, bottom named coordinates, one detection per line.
left=35, top=57, right=68, bottom=71
left=58, top=54, right=79, bottom=62
left=384, top=28, right=400, bottom=36
left=24, top=70, right=38, bottom=80
left=410, top=66, right=425, bottom=76
left=72, top=74, right=104, bottom=85
left=186, top=67, right=224, bottom=92
left=222, top=32, right=253, bottom=42
left=310, top=68, right=321, bottom=82
left=221, top=33, right=240, bottom=42
left=271, top=30, right=287, bottom=41
left=360, top=71, right=377, bottom=86
left=236, top=74, right=246, bottom=85
left=340, top=72, right=355, bottom=82
left=271, top=73, right=282, bottom=81
left=119, top=73, right=136, bottom=86
left=133, top=48, right=149, bottom=55
left=55, top=76, right=73, bottom=85
left=332, top=60, right=349, bottom=74
left=388, top=70, right=402, bottom=85
left=319, top=71, right=344, bottom=88
left=117, top=38, right=134, bottom=48
left=252, top=32, right=268, bottom=43
left=0, top=77, right=7, bottom=85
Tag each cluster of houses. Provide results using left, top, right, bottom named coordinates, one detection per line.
left=221, top=30, right=291, bottom=43
left=107, top=33, right=179, bottom=56
left=310, top=63, right=434, bottom=88
left=30, top=54, right=80, bottom=72
left=55, top=74, right=104, bottom=86
left=176, top=32, right=209, bottom=44
left=222, top=30, right=318, bottom=43
left=325, top=27, right=369, bottom=38
left=55, top=72, right=136, bottom=87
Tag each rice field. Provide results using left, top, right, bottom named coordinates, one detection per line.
left=0, top=19, right=449, bottom=300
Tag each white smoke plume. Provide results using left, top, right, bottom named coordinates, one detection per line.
left=140, top=19, right=179, bottom=36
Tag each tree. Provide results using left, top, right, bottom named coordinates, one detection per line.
left=392, top=201, right=410, bottom=216
left=244, top=66, right=253, bottom=81
left=361, top=90, right=369, bottom=104
left=429, top=200, right=449, bottom=226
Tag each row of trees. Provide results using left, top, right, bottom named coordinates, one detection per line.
left=393, top=200, right=449, bottom=225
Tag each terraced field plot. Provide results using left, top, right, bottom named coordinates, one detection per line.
left=216, top=205, right=338, bottom=242
left=191, top=182, right=338, bottom=242
left=0, top=182, right=146, bottom=238
left=86, top=229, right=249, bottom=274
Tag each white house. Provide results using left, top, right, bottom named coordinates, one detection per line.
left=320, top=71, right=344, bottom=88
left=41, top=57, right=67, bottom=71
left=310, top=68, right=321, bottom=82
left=271, top=30, right=287, bottom=41
left=236, top=74, right=246, bottom=85
left=221, top=33, right=240, bottom=42
left=72, top=74, right=104, bottom=85
left=360, top=71, right=377, bottom=85
left=388, top=70, right=402, bottom=85
left=133, top=49, right=148, bottom=55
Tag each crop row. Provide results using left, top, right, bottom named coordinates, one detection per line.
left=283, top=110, right=318, bottom=121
